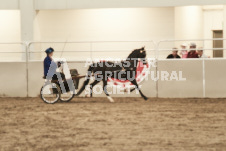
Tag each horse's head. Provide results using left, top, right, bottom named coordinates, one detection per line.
left=127, top=46, right=147, bottom=65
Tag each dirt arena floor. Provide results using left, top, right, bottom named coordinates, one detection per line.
left=0, top=97, right=226, bottom=151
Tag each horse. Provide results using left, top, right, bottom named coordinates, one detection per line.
left=76, top=47, right=148, bottom=102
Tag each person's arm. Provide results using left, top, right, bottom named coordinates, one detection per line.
left=44, top=58, right=52, bottom=69
left=44, top=58, right=51, bottom=76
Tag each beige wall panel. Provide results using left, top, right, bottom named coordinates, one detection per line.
left=157, top=60, right=203, bottom=98
left=0, top=62, right=26, bottom=97
left=34, top=8, right=174, bottom=42
left=205, top=59, right=226, bottom=97
left=27, top=62, right=43, bottom=97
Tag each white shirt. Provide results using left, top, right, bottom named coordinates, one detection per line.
left=199, top=54, right=208, bottom=58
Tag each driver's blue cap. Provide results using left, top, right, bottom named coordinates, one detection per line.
left=45, top=47, right=54, bottom=54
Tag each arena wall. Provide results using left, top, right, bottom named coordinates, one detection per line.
left=0, top=62, right=27, bottom=97
left=205, top=59, right=226, bottom=98
left=0, top=59, right=225, bottom=98
left=157, top=60, right=204, bottom=98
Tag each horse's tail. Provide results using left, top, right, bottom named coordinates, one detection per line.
left=76, top=64, right=95, bottom=96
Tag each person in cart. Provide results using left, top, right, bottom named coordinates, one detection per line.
left=43, top=47, right=65, bottom=81
left=43, top=47, right=78, bottom=95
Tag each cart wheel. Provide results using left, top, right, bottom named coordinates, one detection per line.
left=60, top=92, right=75, bottom=102
left=40, top=83, right=61, bottom=104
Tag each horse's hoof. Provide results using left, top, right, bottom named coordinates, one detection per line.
left=144, top=97, right=148, bottom=101
left=107, top=96, right=114, bottom=103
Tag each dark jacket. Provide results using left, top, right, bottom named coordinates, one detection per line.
left=187, top=51, right=199, bottom=58
left=44, top=56, right=52, bottom=76
left=166, top=54, right=181, bottom=59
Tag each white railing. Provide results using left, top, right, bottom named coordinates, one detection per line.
left=27, top=41, right=156, bottom=61
left=0, top=42, right=27, bottom=61
left=0, top=39, right=225, bottom=61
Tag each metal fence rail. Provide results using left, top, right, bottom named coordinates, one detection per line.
left=27, top=41, right=156, bottom=61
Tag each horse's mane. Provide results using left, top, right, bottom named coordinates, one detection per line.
left=127, top=47, right=145, bottom=60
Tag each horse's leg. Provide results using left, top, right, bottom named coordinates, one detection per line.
left=124, top=87, right=136, bottom=92
left=131, top=79, right=148, bottom=100
left=88, top=80, right=100, bottom=97
left=76, top=78, right=90, bottom=96
left=103, top=80, right=114, bottom=102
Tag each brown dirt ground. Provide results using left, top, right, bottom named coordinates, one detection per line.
left=0, top=97, right=226, bottom=151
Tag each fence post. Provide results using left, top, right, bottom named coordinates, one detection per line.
left=25, top=42, right=29, bottom=97
left=155, top=41, right=160, bottom=98
left=202, top=40, right=206, bottom=98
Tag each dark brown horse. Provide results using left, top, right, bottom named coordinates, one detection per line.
left=76, top=47, right=148, bottom=102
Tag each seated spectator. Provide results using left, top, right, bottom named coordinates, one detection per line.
left=180, top=43, right=188, bottom=58
left=167, top=48, right=181, bottom=59
left=187, top=42, right=199, bottom=58
left=197, top=47, right=209, bottom=58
